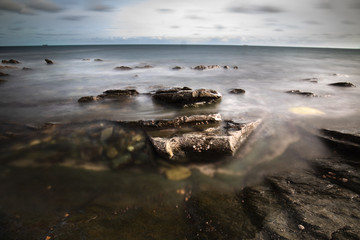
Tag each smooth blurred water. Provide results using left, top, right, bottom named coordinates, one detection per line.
left=0, top=45, right=359, bottom=126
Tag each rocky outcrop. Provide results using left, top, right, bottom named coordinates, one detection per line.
left=229, top=88, right=245, bottom=94
left=1, top=59, right=20, bottom=64
left=78, top=89, right=139, bottom=103
left=115, top=66, right=132, bottom=70
left=286, top=90, right=316, bottom=97
left=45, top=59, right=54, bottom=64
left=152, top=87, right=222, bottom=106
left=329, top=82, right=356, bottom=87
left=146, top=114, right=261, bottom=162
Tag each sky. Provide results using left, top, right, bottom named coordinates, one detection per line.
left=0, top=0, right=359, bottom=48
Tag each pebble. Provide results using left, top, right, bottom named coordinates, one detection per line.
left=298, top=224, right=305, bottom=230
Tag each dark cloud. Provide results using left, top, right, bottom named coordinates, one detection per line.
left=305, top=20, right=321, bottom=25
left=60, top=15, right=87, bottom=21
left=89, top=4, right=112, bottom=12
left=227, top=5, right=284, bottom=14
left=316, top=1, right=333, bottom=10
left=157, top=8, right=174, bottom=13
left=26, top=0, right=63, bottom=13
left=0, top=0, right=34, bottom=15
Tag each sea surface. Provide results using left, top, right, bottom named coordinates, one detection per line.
left=0, top=45, right=359, bottom=239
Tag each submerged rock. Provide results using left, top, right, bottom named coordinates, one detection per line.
left=233, top=66, right=239, bottom=69
left=229, top=88, right=245, bottom=94
left=2, top=59, right=20, bottom=64
left=223, top=65, right=230, bottom=69
left=329, top=82, right=356, bottom=87
left=115, top=66, right=132, bottom=70
left=135, top=65, right=153, bottom=69
left=146, top=114, right=261, bottom=162
left=172, top=66, right=184, bottom=70
left=302, top=77, right=319, bottom=83
left=78, top=96, right=100, bottom=103
left=45, top=59, right=54, bottom=64
left=94, top=59, right=103, bottom=61
left=286, top=90, right=316, bottom=97
left=78, top=89, right=139, bottom=103
left=0, top=79, right=7, bottom=84
left=0, top=65, right=17, bottom=69
left=152, top=87, right=222, bottom=106
left=22, top=67, right=32, bottom=70
left=207, top=65, right=221, bottom=69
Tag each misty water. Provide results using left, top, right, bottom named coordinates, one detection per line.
left=0, top=45, right=359, bottom=239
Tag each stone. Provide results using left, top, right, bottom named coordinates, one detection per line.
left=2, top=59, right=20, bottom=64
left=115, top=66, right=132, bottom=70
left=78, top=96, right=99, bottom=103
left=0, top=65, right=17, bottom=69
left=98, top=89, right=139, bottom=98
left=172, top=66, right=183, bottom=70
left=193, top=65, right=207, bottom=70
left=233, top=66, right=239, bottom=69
left=152, top=88, right=222, bottom=106
left=147, top=114, right=261, bottom=162
left=229, top=88, right=245, bottom=94
left=329, top=82, right=356, bottom=87
left=0, top=72, right=9, bottom=76
left=207, top=65, right=221, bottom=69
left=45, top=59, right=54, bottom=64
left=135, top=65, right=153, bottom=69
left=22, top=67, right=32, bottom=70
left=286, top=90, right=316, bottom=97
left=223, top=65, right=230, bottom=69
left=94, top=59, right=103, bottom=61
left=164, top=166, right=192, bottom=181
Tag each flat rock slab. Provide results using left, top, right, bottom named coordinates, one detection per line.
left=152, top=87, right=222, bottom=107
left=146, top=114, right=261, bottom=162
left=329, top=82, right=356, bottom=87
left=78, top=89, right=139, bottom=102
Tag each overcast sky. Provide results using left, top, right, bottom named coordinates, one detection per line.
left=0, top=0, right=359, bottom=48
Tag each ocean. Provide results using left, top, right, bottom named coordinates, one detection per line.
left=0, top=45, right=359, bottom=239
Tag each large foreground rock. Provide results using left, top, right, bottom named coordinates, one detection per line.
left=146, top=114, right=261, bottom=162
left=152, top=87, right=222, bottom=106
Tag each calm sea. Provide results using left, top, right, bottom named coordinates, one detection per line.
left=0, top=44, right=359, bottom=128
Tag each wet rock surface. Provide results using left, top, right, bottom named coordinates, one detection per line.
left=329, top=82, right=356, bottom=87
left=229, top=88, right=246, bottom=94
left=78, top=89, right=139, bottom=103
left=172, top=66, right=183, bottom=70
left=146, top=114, right=262, bottom=162
left=152, top=87, right=222, bottom=106
left=0, top=72, right=9, bottom=76
left=114, top=66, right=132, bottom=70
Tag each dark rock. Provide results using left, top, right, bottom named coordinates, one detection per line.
left=152, top=88, right=221, bottom=106
left=286, top=90, right=316, bottom=97
left=82, top=58, right=90, bottom=61
left=22, top=67, right=32, bottom=70
left=229, top=88, right=245, bottom=94
left=0, top=72, right=9, bottom=76
left=78, top=96, right=100, bottom=103
left=94, top=59, right=103, bottom=61
left=207, top=65, right=221, bottom=69
left=98, top=89, right=139, bottom=98
left=172, top=66, right=183, bottom=70
left=302, top=78, right=318, bottom=83
left=0, top=65, right=17, bottom=69
left=45, top=59, right=54, bottom=64
left=193, top=65, right=207, bottom=70
left=147, top=114, right=262, bottom=162
left=329, top=82, right=356, bottom=87
left=115, top=66, right=133, bottom=70
left=223, top=65, right=230, bottom=69
left=2, top=59, right=20, bottom=64
left=135, top=65, right=153, bottom=69
left=233, top=66, right=239, bottom=69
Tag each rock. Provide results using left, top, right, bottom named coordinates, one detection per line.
left=106, top=147, right=119, bottom=159
left=152, top=88, right=222, bottom=106
left=98, top=89, right=139, bottom=98
left=94, top=59, right=103, bottom=61
left=0, top=72, right=9, bottom=76
left=22, top=67, right=32, bottom=70
left=233, top=66, right=239, bottom=69
left=229, top=88, right=245, bottom=94
left=45, top=59, right=54, bottom=64
left=286, top=90, right=316, bottom=97
left=0, top=65, right=17, bottom=69
left=147, top=114, right=261, bottom=162
left=223, top=65, right=230, bottom=69
left=193, top=65, right=207, bottom=70
left=78, top=96, right=99, bottom=103
left=0, top=79, right=7, bottom=84
left=82, top=58, right=90, bottom=61
left=135, top=65, right=153, bottom=69
left=2, top=59, right=20, bottom=64
left=172, top=66, right=183, bottom=70
left=302, top=78, right=319, bottom=83
left=115, top=66, right=132, bottom=70
left=207, top=65, right=221, bottom=69
left=329, top=82, right=356, bottom=87
left=163, top=166, right=192, bottom=181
